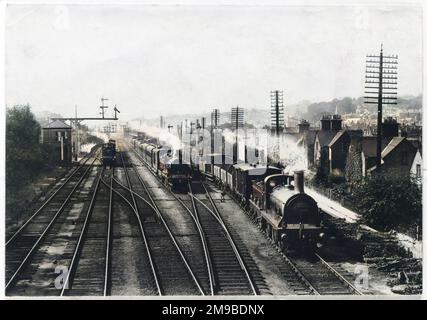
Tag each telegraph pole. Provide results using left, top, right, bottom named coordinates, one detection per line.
left=365, top=45, right=398, bottom=170
left=210, top=109, right=220, bottom=165
left=74, top=105, right=78, bottom=161
left=160, top=116, right=164, bottom=129
left=211, top=109, right=220, bottom=129
left=231, top=106, right=244, bottom=163
left=270, top=90, right=284, bottom=135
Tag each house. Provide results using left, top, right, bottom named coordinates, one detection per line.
left=295, top=119, right=317, bottom=168
left=328, top=130, right=363, bottom=177
left=410, top=147, right=422, bottom=185
left=41, top=120, right=73, bottom=165
left=313, top=114, right=343, bottom=174
left=369, top=137, right=418, bottom=176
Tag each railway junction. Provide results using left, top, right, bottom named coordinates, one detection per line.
left=5, top=133, right=417, bottom=297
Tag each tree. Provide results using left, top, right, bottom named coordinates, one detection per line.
left=350, top=174, right=422, bottom=233
left=6, top=105, right=43, bottom=191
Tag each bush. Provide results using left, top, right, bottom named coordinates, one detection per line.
left=349, top=174, right=422, bottom=233
left=6, top=105, right=44, bottom=191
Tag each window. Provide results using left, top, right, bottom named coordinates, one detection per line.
left=416, top=164, right=421, bottom=178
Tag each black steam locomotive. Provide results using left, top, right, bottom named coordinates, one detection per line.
left=249, top=171, right=325, bottom=252
left=101, top=139, right=116, bottom=167
left=138, top=142, right=192, bottom=190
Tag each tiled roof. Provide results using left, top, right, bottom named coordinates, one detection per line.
left=43, top=120, right=71, bottom=129
left=328, top=130, right=363, bottom=147
left=381, top=137, right=406, bottom=159
left=316, top=131, right=337, bottom=147
left=362, top=136, right=392, bottom=158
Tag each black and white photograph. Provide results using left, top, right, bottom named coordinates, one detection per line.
left=1, top=0, right=424, bottom=301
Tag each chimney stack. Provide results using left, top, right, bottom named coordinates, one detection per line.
left=294, top=170, right=304, bottom=194
left=179, top=149, right=183, bottom=164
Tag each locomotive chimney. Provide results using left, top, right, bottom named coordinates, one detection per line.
left=294, top=170, right=304, bottom=194
left=179, top=149, right=183, bottom=164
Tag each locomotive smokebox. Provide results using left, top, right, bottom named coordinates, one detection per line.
left=294, top=170, right=304, bottom=194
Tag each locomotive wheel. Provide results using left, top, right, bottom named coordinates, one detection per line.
left=280, top=239, right=289, bottom=253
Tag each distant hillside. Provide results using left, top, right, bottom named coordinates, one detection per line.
left=132, top=95, right=421, bottom=129
left=302, top=95, right=422, bottom=123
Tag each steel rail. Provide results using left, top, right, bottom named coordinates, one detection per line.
left=108, top=154, right=162, bottom=295
left=6, top=148, right=98, bottom=246
left=187, top=183, right=216, bottom=295
left=202, top=172, right=353, bottom=296
left=60, top=167, right=105, bottom=296
left=188, top=192, right=258, bottom=295
left=114, top=174, right=216, bottom=295
left=281, top=253, right=320, bottom=295
left=127, top=145, right=215, bottom=295
left=202, top=178, right=320, bottom=295
left=315, top=253, right=363, bottom=295
left=199, top=182, right=259, bottom=295
left=104, top=171, right=114, bottom=296
left=6, top=155, right=99, bottom=291
left=119, top=151, right=205, bottom=296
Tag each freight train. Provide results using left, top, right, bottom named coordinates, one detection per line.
left=131, top=132, right=325, bottom=252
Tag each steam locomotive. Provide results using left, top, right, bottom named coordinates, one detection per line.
left=200, top=155, right=325, bottom=251
left=101, top=139, right=116, bottom=167
left=249, top=171, right=325, bottom=251
left=138, top=142, right=193, bottom=190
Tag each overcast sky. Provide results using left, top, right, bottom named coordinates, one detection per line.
left=5, top=4, right=422, bottom=120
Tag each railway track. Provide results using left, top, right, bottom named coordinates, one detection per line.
left=113, top=151, right=204, bottom=295
left=6, top=149, right=97, bottom=246
left=128, top=142, right=263, bottom=295
left=5, top=152, right=100, bottom=295
left=205, top=178, right=364, bottom=296
left=186, top=182, right=260, bottom=295
left=121, top=149, right=214, bottom=295
left=59, top=167, right=112, bottom=296
left=128, top=140, right=363, bottom=296
left=61, top=154, right=160, bottom=296
left=282, top=253, right=363, bottom=295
